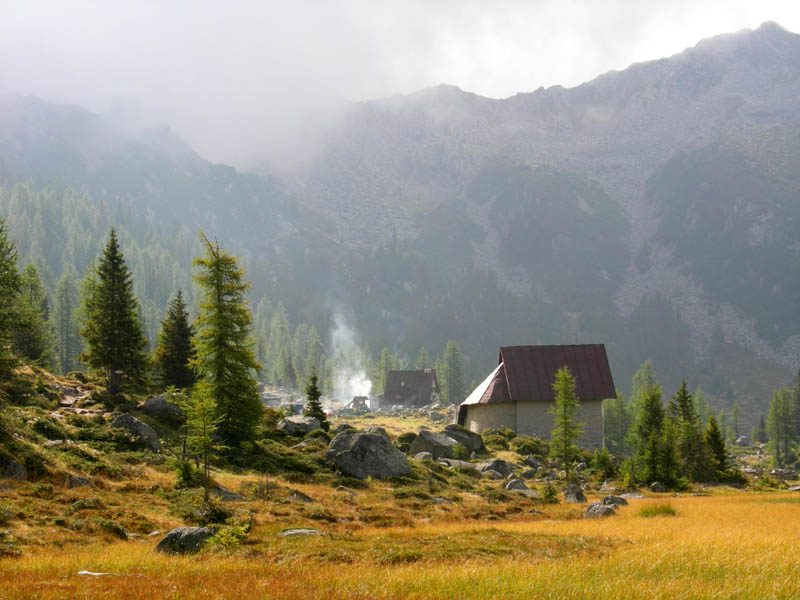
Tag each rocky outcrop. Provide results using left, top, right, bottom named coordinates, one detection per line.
left=409, top=429, right=458, bottom=459
left=277, top=416, right=321, bottom=435
left=326, top=432, right=410, bottom=479
left=601, top=495, right=628, bottom=507
left=478, top=459, right=515, bottom=477
left=111, top=413, right=160, bottom=452
left=563, top=484, right=587, bottom=503
left=442, top=424, right=485, bottom=453
left=0, top=459, right=27, bottom=480
left=155, top=527, right=216, bottom=554
left=141, top=394, right=183, bottom=421
left=584, top=502, right=617, bottom=518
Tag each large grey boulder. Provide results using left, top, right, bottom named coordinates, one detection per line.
left=414, top=452, right=434, bottom=461
left=277, top=415, right=321, bottom=435
left=443, top=424, right=485, bottom=453
left=650, top=481, right=667, bottom=493
left=506, top=478, right=529, bottom=492
left=438, top=458, right=479, bottom=470
left=482, top=469, right=504, bottom=480
left=584, top=502, right=617, bottom=518
left=601, top=495, right=628, bottom=507
left=478, top=459, right=515, bottom=477
left=409, top=429, right=458, bottom=459
left=523, top=455, right=543, bottom=469
left=326, top=432, right=410, bottom=479
left=331, top=423, right=356, bottom=435
left=563, top=484, right=587, bottom=503
left=141, top=394, right=183, bottom=420
left=155, top=527, right=216, bottom=554
left=111, top=413, right=160, bottom=452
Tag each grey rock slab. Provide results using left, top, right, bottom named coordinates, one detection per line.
left=442, top=424, right=485, bottom=453
left=478, top=459, right=515, bottom=477
left=414, top=452, right=434, bottom=461
left=277, top=416, right=321, bottom=435
left=584, top=502, right=617, bottom=518
left=506, top=478, right=529, bottom=492
left=279, top=528, right=322, bottom=537
left=326, top=432, right=410, bottom=479
left=111, top=413, right=160, bottom=452
left=155, top=527, right=217, bottom=554
left=409, top=429, right=458, bottom=459
left=601, top=495, right=628, bottom=506
left=563, top=484, right=587, bottom=503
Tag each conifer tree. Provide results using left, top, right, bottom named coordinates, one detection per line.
left=191, top=233, right=262, bottom=446
left=704, top=414, right=729, bottom=473
left=53, top=270, right=81, bottom=374
left=179, top=387, right=221, bottom=503
left=415, top=346, right=431, bottom=370
left=668, top=380, right=711, bottom=481
left=730, top=401, right=741, bottom=442
left=603, top=392, right=634, bottom=455
left=440, top=341, right=465, bottom=406
left=303, top=367, right=329, bottom=431
left=276, top=347, right=297, bottom=389
left=0, top=218, right=21, bottom=379
left=154, top=290, right=196, bottom=389
left=751, top=414, right=768, bottom=444
left=550, top=366, right=584, bottom=481
left=766, top=388, right=797, bottom=468
left=628, top=384, right=678, bottom=485
left=79, top=230, right=148, bottom=394
left=11, top=263, right=56, bottom=369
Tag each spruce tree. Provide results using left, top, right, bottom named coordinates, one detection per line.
left=549, top=366, right=584, bottom=480
left=191, top=233, right=262, bottom=446
left=303, top=367, right=329, bottom=431
left=440, top=341, right=465, bottom=406
left=53, top=270, right=81, bottom=374
left=766, top=388, right=797, bottom=468
left=79, top=230, right=148, bottom=394
left=11, top=263, right=56, bottom=369
left=603, top=392, right=634, bottom=456
left=751, top=414, right=768, bottom=444
left=154, top=290, right=196, bottom=389
left=0, top=218, right=21, bottom=379
left=704, top=414, right=729, bottom=473
left=628, top=384, right=678, bottom=485
left=415, top=346, right=431, bottom=370
left=668, top=380, right=711, bottom=481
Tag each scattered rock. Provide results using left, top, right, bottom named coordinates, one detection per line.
left=147, top=531, right=161, bottom=537
left=111, top=413, right=160, bottom=452
left=432, top=496, right=453, bottom=504
left=364, top=426, right=391, bottom=440
left=409, top=429, right=458, bottom=459
left=506, top=479, right=529, bottom=492
left=575, top=462, right=588, bottom=472
left=155, top=527, right=217, bottom=554
left=288, top=489, right=315, bottom=503
left=277, top=415, right=321, bottom=435
left=428, top=412, right=446, bottom=422
left=42, top=440, right=66, bottom=448
left=0, top=459, right=28, bottom=481
left=620, top=492, right=645, bottom=500
left=478, top=459, right=515, bottom=477
left=601, top=495, right=628, bottom=507
left=442, top=424, right=485, bottom=453
left=279, top=528, right=322, bottom=537
left=520, top=468, right=538, bottom=480
left=68, top=475, right=95, bottom=489
left=331, top=423, right=356, bottom=435
left=141, top=394, right=183, bottom=420
left=335, top=486, right=356, bottom=496
left=482, top=469, right=504, bottom=480
left=326, top=432, right=410, bottom=479
left=438, top=458, right=479, bottom=470
left=523, top=455, right=542, bottom=469
left=770, top=469, right=797, bottom=480
left=735, top=435, right=750, bottom=446
left=211, top=486, right=247, bottom=502
left=563, top=484, right=587, bottom=503
left=649, top=482, right=667, bottom=493
left=584, top=502, right=617, bottom=518
left=414, top=452, right=434, bottom=461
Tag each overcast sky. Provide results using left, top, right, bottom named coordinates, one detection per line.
left=1, top=0, right=799, bottom=169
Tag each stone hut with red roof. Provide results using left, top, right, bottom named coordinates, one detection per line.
left=456, top=345, right=615, bottom=449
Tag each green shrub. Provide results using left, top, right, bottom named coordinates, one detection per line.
left=32, top=483, right=54, bottom=498
left=174, top=460, right=205, bottom=489
left=451, top=443, right=468, bottom=460
left=206, top=523, right=248, bottom=549
left=71, top=497, right=104, bottom=512
left=32, top=417, right=69, bottom=440
left=168, top=489, right=233, bottom=525
left=590, top=447, right=618, bottom=480
left=304, top=429, right=331, bottom=443
left=541, top=480, right=559, bottom=504
left=0, top=504, right=15, bottom=525
left=510, top=436, right=549, bottom=457
left=396, top=432, right=417, bottom=453
left=638, top=502, right=678, bottom=517
left=483, top=434, right=509, bottom=451
left=95, top=518, right=128, bottom=539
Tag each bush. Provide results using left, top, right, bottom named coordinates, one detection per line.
left=95, top=518, right=127, bottom=539
left=639, top=502, right=678, bottom=517
left=451, top=443, right=468, bottom=460
left=168, top=489, right=233, bottom=525
left=483, top=434, right=509, bottom=451
left=510, top=436, right=549, bottom=458
left=71, top=497, right=104, bottom=512
left=541, top=480, right=559, bottom=504
left=590, top=447, right=618, bottom=480
left=32, top=417, right=69, bottom=440
left=207, top=523, right=249, bottom=550
left=0, top=504, right=15, bottom=525
left=396, top=432, right=417, bottom=453
left=174, top=460, right=205, bottom=489
left=304, top=429, right=331, bottom=443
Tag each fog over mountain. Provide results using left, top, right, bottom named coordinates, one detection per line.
left=1, top=21, right=799, bottom=425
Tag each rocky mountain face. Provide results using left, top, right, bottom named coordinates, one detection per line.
left=0, top=23, right=798, bottom=422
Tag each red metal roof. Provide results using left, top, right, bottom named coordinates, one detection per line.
left=498, top=344, right=615, bottom=402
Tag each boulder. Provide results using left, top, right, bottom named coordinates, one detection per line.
left=482, top=469, right=504, bottom=480
left=211, top=486, right=247, bottom=502
left=583, top=502, right=617, bottom=518
left=68, top=475, right=95, bottom=489
left=523, top=455, right=543, bottom=469
left=141, top=394, right=183, bottom=420
left=288, top=489, right=315, bottom=503
left=563, top=484, right=587, bottom=503
left=506, top=479, right=529, bottom=492
left=620, top=492, right=646, bottom=500
left=331, top=423, right=356, bottom=435
left=111, top=413, right=160, bottom=452
left=409, top=429, right=458, bottom=459
left=443, top=424, right=485, bottom=453
left=279, top=528, right=321, bottom=537
left=326, top=432, right=410, bottom=479
left=155, top=527, right=216, bottom=554
left=601, top=495, right=628, bottom=507
left=364, top=426, right=391, bottom=440
left=438, top=458, right=479, bottom=470
left=520, top=468, right=538, bottom=480
left=0, top=459, right=28, bottom=480
left=428, top=412, right=446, bottom=422
left=649, top=481, right=667, bottom=493
left=414, top=452, right=434, bottom=461
left=735, top=435, right=750, bottom=447
left=277, top=415, right=321, bottom=435
left=478, top=459, right=515, bottom=477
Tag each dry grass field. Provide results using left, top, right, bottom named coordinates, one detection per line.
left=2, top=493, right=799, bottom=599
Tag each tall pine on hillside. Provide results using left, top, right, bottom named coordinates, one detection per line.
left=440, top=341, right=465, bottom=406
left=0, top=219, right=21, bottom=379
left=303, top=367, right=329, bottom=431
left=11, top=263, right=56, bottom=370
left=766, top=388, right=797, bottom=469
left=79, top=229, right=148, bottom=394
left=191, top=233, right=262, bottom=446
left=549, top=366, right=584, bottom=481
left=154, top=290, right=196, bottom=389
left=53, top=270, right=81, bottom=374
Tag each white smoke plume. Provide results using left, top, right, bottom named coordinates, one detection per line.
left=330, top=313, right=372, bottom=404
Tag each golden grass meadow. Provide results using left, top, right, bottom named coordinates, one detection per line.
left=3, top=493, right=800, bottom=600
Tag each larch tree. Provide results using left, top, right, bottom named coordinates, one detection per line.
left=766, top=388, right=797, bottom=469
left=53, top=270, right=81, bottom=374
left=79, top=229, right=148, bottom=395
left=154, top=290, right=196, bottom=390
left=549, top=366, right=584, bottom=481
left=0, top=218, right=21, bottom=379
left=191, top=233, right=262, bottom=447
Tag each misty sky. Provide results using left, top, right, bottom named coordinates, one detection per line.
left=2, top=0, right=799, bottom=169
